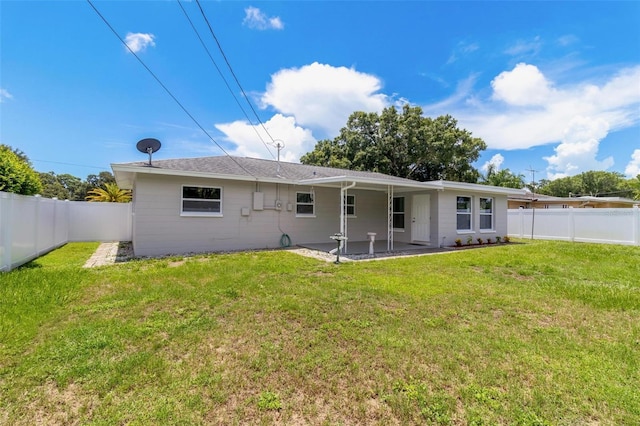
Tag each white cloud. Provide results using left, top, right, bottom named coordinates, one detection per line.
left=216, top=114, right=316, bottom=162
left=491, top=63, right=554, bottom=106
left=481, top=153, right=504, bottom=172
left=243, top=7, right=284, bottom=30
left=543, top=116, right=614, bottom=179
left=422, top=74, right=478, bottom=114
left=625, top=149, right=640, bottom=178
left=426, top=64, right=640, bottom=178
left=124, top=32, right=155, bottom=53
left=0, top=88, right=13, bottom=102
left=504, top=36, right=542, bottom=57
left=260, top=62, right=390, bottom=137
left=446, top=41, right=479, bottom=64
left=557, top=34, right=579, bottom=47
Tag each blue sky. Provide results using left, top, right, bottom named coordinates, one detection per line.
left=2, top=1, right=639, bottom=184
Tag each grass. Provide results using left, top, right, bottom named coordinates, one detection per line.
left=0, top=240, right=639, bottom=425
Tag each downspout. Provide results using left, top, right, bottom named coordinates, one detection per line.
left=340, top=182, right=356, bottom=253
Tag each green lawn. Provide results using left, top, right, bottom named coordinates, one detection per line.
left=1, top=240, right=638, bottom=425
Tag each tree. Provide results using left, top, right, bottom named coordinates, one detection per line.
left=538, top=171, right=631, bottom=198
left=0, top=145, right=42, bottom=195
left=85, top=182, right=131, bottom=203
left=479, top=164, right=526, bottom=188
left=37, top=171, right=90, bottom=200
left=627, top=174, right=640, bottom=200
left=300, top=105, right=487, bottom=183
left=38, top=170, right=117, bottom=200
left=38, top=172, right=71, bottom=199
left=86, top=171, right=116, bottom=189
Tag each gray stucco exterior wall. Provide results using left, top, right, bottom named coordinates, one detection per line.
left=132, top=174, right=396, bottom=257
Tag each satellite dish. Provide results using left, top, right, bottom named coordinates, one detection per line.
left=136, top=138, right=161, bottom=166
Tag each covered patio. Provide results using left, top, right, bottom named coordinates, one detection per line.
left=297, top=240, right=448, bottom=256
left=297, top=176, right=442, bottom=253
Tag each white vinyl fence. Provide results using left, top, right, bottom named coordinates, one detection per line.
left=508, top=206, right=640, bottom=246
left=1, top=191, right=132, bottom=271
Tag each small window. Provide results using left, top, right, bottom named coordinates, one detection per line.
left=296, top=191, right=315, bottom=216
left=393, top=196, right=405, bottom=229
left=344, top=194, right=355, bottom=216
left=456, top=196, right=472, bottom=231
left=182, top=185, right=222, bottom=216
left=479, top=197, right=493, bottom=230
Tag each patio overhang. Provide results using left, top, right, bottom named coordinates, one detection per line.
left=297, top=175, right=435, bottom=192
left=313, top=179, right=434, bottom=255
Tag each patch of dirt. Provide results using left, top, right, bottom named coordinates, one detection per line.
left=27, top=381, right=98, bottom=425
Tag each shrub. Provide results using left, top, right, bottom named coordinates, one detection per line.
left=476, top=238, right=484, bottom=245
left=454, top=239, right=462, bottom=247
left=487, top=238, right=493, bottom=244
left=466, top=236, right=473, bottom=245
left=503, top=236, right=511, bottom=243
left=495, top=236, right=502, bottom=243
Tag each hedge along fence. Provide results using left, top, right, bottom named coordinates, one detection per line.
left=508, top=206, right=640, bottom=246
left=0, top=191, right=132, bottom=271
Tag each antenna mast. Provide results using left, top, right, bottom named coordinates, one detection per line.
left=272, top=140, right=285, bottom=174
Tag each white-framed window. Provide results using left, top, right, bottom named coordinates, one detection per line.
left=456, top=196, right=472, bottom=231
left=479, top=197, right=493, bottom=230
left=181, top=185, right=222, bottom=216
left=344, top=194, right=355, bottom=217
left=393, top=196, right=405, bottom=230
left=296, top=191, right=315, bottom=216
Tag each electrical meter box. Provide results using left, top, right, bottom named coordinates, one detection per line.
left=253, top=192, right=264, bottom=210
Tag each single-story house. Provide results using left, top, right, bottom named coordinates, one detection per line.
left=112, top=156, right=527, bottom=257
left=508, top=193, right=639, bottom=209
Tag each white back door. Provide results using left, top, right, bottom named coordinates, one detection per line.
left=411, top=194, right=431, bottom=242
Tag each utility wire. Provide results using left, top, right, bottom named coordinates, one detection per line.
left=194, top=0, right=281, bottom=152
left=33, top=159, right=110, bottom=171
left=177, top=0, right=275, bottom=160
left=86, top=0, right=256, bottom=178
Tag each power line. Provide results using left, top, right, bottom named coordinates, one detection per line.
left=86, top=0, right=256, bottom=178
left=177, top=0, right=275, bottom=160
left=193, top=0, right=282, bottom=153
left=32, top=159, right=110, bottom=171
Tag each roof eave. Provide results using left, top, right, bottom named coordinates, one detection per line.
left=439, top=180, right=528, bottom=196
left=297, top=175, right=439, bottom=191
left=111, top=163, right=305, bottom=187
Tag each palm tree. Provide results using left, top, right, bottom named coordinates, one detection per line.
left=85, top=182, right=132, bottom=203
left=479, top=164, right=526, bottom=189
left=630, top=174, right=640, bottom=200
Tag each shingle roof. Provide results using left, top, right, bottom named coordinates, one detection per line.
left=116, top=155, right=418, bottom=185
left=113, top=155, right=527, bottom=195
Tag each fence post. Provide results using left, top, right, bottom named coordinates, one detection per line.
left=64, top=200, right=70, bottom=245
left=568, top=207, right=575, bottom=242
left=34, top=194, right=42, bottom=256
left=0, top=192, right=13, bottom=271
left=52, top=198, right=57, bottom=249
left=634, top=205, right=639, bottom=246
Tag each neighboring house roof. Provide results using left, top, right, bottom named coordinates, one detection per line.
left=112, top=155, right=526, bottom=195
left=574, top=196, right=638, bottom=205
left=509, top=193, right=638, bottom=207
